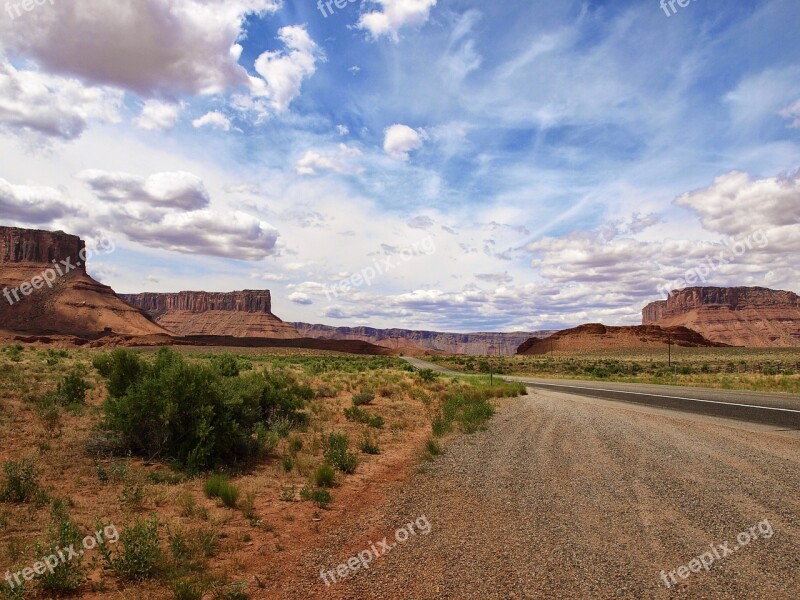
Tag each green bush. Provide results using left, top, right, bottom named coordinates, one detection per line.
left=0, top=458, right=43, bottom=504
left=300, top=485, right=331, bottom=508
left=211, top=355, right=240, bottom=377
left=56, top=368, right=91, bottom=406
left=204, top=475, right=239, bottom=508
left=35, top=502, right=87, bottom=594
left=418, top=369, right=439, bottom=382
left=313, top=464, right=336, bottom=488
left=99, top=514, right=162, bottom=581
left=98, top=349, right=311, bottom=472
left=323, top=433, right=357, bottom=474
left=352, top=392, right=374, bottom=406
left=359, top=431, right=380, bottom=455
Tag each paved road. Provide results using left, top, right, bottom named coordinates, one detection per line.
left=402, top=357, right=800, bottom=430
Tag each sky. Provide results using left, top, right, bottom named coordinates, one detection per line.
left=0, top=0, right=798, bottom=332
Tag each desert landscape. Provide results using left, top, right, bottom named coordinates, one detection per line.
left=1, top=1, right=799, bottom=599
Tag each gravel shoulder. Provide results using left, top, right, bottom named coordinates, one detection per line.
left=273, top=389, right=800, bottom=599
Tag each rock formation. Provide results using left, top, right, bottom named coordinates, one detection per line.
left=517, top=323, right=727, bottom=355
left=292, top=323, right=558, bottom=355
left=122, top=291, right=299, bottom=339
left=0, top=226, right=168, bottom=337
left=642, top=287, right=800, bottom=347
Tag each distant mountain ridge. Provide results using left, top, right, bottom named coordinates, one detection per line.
left=292, top=323, right=558, bottom=355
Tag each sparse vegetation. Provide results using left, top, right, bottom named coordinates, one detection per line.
left=204, top=475, right=240, bottom=508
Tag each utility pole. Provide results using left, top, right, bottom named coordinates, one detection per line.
left=668, top=331, right=672, bottom=367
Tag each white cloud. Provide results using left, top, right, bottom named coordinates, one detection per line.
left=296, top=144, right=362, bottom=175
left=134, top=100, right=183, bottom=131
left=0, top=178, right=77, bottom=224
left=676, top=170, right=800, bottom=237
left=0, top=0, right=281, bottom=96
left=251, top=25, right=320, bottom=112
left=384, top=124, right=425, bottom=160
left=78, top=170, right=211, bottom=210
left=192, top=111, right=232, bottom=131
left=337, top=124, right=349, bottom=136
left=0, top=58, right=122, bottom=141
left=288, top=292, right=313, bottom=305
left=358, top=0, right=438, bottom=41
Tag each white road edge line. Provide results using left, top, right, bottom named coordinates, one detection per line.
left=516, top=381, right=800, bottom=414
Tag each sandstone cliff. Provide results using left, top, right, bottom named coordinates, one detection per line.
left=292, top=323, right=557, bottom=355
left=0, top=226, right=168, bottom=337
left=642, top=287, right=800, bottom=347
left=122, top=291, right=299, bottom=339
left=518, top=323, right=727, bottom=355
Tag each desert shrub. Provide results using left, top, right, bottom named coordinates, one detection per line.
left=359, top=431, right=380, bottom=455
left=425, top=439, right=442, bottom=456
left=210, top=354, right=240, bottom=377
left=204, top=475, right=239, bottom=508
left=352, top=392, right=374, bottom=406
left=313, top=464, right=336, bottom=488
left=323, top=433, right=357, bottom=474
left=300, top=485, right=331, bottom=508
left=0, top=458, right=44, bottom=504
left=56, top=368, right=91, bottom=406
left=34, top=502, right=88, bottom=594
left=99, top=514, right=162, bottom=581
left=98, top=348, right=311, bottom=472
left=418, top=369, right=438, bottom=382
left=172, top=579, right=204, bottom=600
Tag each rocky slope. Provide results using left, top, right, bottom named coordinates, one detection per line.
left=642, top=287, right=800, bottom=347
left=122, top=291, right=300, bottom=339
left=517, top=323, right=726, bottom=355
left=0, top=226, right=168, bottom=337
left=292, top=323, right=557, bottom=355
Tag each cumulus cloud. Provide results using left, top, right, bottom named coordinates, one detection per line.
left=384, top=124, right=425, bottom=160
left=134, top=100, right=184, bottom=131
left=676, top=170, right=800, bottom=237
left=192, top=111, right=232, bottom=131
left=296, top=144, right=362, bottom=175
left=251, top=25, right=320, bottom=112
left=358, top=0, right=438, bottom=41
left=78, top=170, right=211, bottom=210
left=0, top=178, right=77, bottom=224
left=288, top=292, right=313, bottom=305
left=108, top=209, right=280, bottom=260
left=0, top=0, right=281, bottom=96
left=0, top=58, right=122, bottom=141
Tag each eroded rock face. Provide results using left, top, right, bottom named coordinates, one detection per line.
left=517, top=323, right=726, bottom=355
left=292, top=323, right=558, bottom=355
left=122, top=291, right=299, bottom=339
left=0, top=227, right=86, bottom=266
left=642, top=287, right=800, bottom=347
left=0, top=226, right=168, bottom=337
left=121, top=291, right=273, bottom=316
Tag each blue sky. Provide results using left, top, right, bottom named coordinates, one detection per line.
left=0, top=0, right=798, bottom=332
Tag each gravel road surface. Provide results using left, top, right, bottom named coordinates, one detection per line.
left=278, top=387, right=800, bottom=599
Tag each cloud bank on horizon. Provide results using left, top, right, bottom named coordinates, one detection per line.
left=0, top=0, right=798, bottom=332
